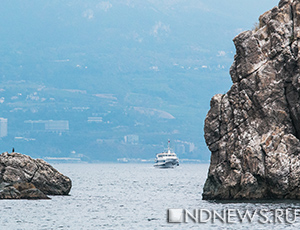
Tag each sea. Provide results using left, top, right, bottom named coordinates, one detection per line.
left=1, top=163, right=300, bottom=230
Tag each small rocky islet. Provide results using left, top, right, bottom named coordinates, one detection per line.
left=204, top=0, right=300, bottom=200
left=0, top=152, right=71, bottom=199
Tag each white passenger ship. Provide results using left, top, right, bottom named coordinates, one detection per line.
left=154, top=141, right=179, bottom=168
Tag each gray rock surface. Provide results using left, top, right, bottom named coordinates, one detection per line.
left=0, top=152, right=71, bottom=199
left=203, top=0, right=300, bottom=200
left=0, top=181, right=50, bottom=199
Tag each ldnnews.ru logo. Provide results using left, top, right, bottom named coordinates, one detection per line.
left=167, top=208, right=299, bottom=224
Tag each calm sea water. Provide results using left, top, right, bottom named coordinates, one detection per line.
left=1, top=163, right=300, bottom=229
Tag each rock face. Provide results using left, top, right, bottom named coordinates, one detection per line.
left=203, top=0, right=300, bottom=200
left=0, top=182, right=50, bottom=199
left=0, top=152, right=72, bottom=199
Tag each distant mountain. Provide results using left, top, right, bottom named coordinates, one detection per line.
left=0, top=0, right=278, bottom=161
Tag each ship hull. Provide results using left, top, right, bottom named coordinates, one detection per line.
left=154, top=160, right=179, bottom=168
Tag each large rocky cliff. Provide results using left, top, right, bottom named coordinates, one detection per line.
left=203, top=0, right=300, bottom=200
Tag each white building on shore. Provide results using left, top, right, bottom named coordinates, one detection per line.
left=24, top=120, right=69, bottom=134
left=0, top=118, right=8, bottom=138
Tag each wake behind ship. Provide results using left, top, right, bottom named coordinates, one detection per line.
left=154, top=141, right=179, bottom=168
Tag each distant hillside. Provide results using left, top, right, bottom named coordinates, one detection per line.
left=0, top=0, right=278, bottom=161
